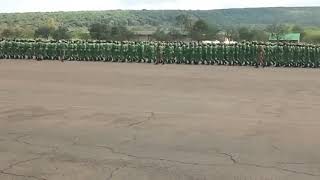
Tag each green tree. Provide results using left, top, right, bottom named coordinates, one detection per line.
left=192, top=19, right=209, bottom=32
left=1, top=27, right=23, bottom=38
left=266, top=24, right=288, bottom=42
left=206, top=25, right=220, bottom=39
left=251, top=29, right=268, bottom=41
left=238, top=27, right=268, bottom=41
left=110, top=26, right=133, bottom=40
left=190, top=19, right=209, bottom=41
left=291, top=25, right=306, bottom=40
left=52, top=26, right=71, bottom=40
left=71, top=29, right=90, bottom=40
left=303, top=34, right=320, bottom=43
left=238, top=27, right=254, bottom=41
left=34, top=25, right=54, bottom=39
left=19, top=26, right=35, bottom=38
left=175, top=14, right=193, bottom=32
left=152, top=28, right=169, bottom=41
left=47, top=18, right=58, bottom=30
left=168, top=28, right=184, bottom=41
left=225, top=28, right=239, bottom=41
left=89, top=23, right=111, bottom=40
left=89, top=23, right=133, bottom=40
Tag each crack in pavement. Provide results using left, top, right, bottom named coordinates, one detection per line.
left=276, top=161, right=320, bottom=165
left=213, top=149, right=320, bottom=177
left=95, top=145, right=225, bottom=167
left=214, top=150, right=237, bottom=164
left=6, top=133, right=318, bottom=178
left=271, top=145, right=281, bottom=151
left=0, top=133, right=60, bottom=180
left=107, top=165, right=126, bottom=180
left=13, top=134, right=59, bottom=153
left=0, top=156, right=47, bottom=180
left=87, top=144, right=320, bottom=177
left=127, top=112, right=155, bottom=127
left=14, top=134, right=32, bottom=145
left=219, top=152, right=237, bottom=164
left=1, top=156, right=43, bottom=172
left=277, top=162, right=307, bottom=165
left=120, top=134, right=137, bottom=145
left=0, top=171, right=47, bottom=180
left=240, top=162, right=320, bottom=177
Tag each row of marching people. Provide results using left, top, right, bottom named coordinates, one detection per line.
left=1, top=39, right=320, bottom=68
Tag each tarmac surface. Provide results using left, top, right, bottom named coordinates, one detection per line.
left=0, top=60, right=320, bottom=180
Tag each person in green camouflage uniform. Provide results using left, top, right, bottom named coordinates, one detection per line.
left=0, top=39, right=4, bottom=59
left=1, top=39, right=320, bottom=69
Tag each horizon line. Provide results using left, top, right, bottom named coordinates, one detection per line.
left=1, top=6, right=319, bottom=14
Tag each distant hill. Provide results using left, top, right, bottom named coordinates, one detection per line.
left=1, top=7, right=320, bottom=30
left=2, top=7, right=320, bottom=42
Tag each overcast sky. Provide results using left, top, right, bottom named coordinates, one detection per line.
left=1, top=0, right=320, bottom=13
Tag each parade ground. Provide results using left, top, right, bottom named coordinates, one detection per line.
left=0, top=60, right=320, bottom=180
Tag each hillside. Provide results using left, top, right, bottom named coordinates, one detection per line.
left=1, top=7, right=320, bottom=29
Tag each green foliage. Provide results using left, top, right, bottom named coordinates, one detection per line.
left=175, top=14, right=193, bottom=32
left=190, top=20, right=220, bottom=41
left=206, top=25, right=220, bottom=39
left=1, top=27, right=22, bottom=38
left=238, top=27, right=268, bottom=41
left=225, top=28, right=239, bottom=41
left=110, top=26, right=134, bottom=41
left=192, top=20, right=209, bottom=32
left=71, top=29, right=91, bottom=40
left=89, top=23, right=133, bottom=40
left=168, top=28, right=185, bottom=41
left=34, top=25, right=55, bottom=39
left=238, top=27, right=254, bottom=41
left=1, top=7, right=320, bottom=41
left=266, top=24, right=289, bottom=41
left=89, top=23, right=111, bottom=40
left=2, top=7, right=320, bottom=29
left=251, top=29, right=268, bottom=41
left=290, top=25, right=306, bottom=40
left=52, top=26, right=71, bottom=40
left=303, top=28, right=320, bottom=43
left=191, top=20, right=210, bottom=41
left=152, top=28, right=170, bottom=41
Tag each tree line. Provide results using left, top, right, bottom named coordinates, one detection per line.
left=0, top=13, right=315, bottom=43
left=2, top=8, right=320, bottom=29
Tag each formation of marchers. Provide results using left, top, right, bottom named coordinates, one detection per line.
left=1, top=39, right=320, bottom=68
